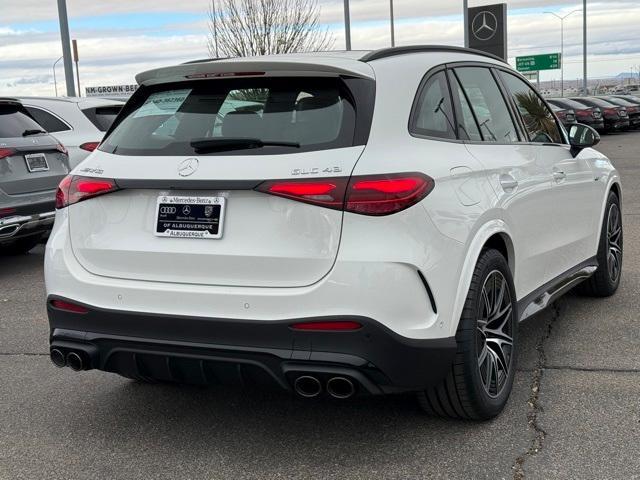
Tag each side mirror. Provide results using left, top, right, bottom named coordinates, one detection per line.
left=568, top=123, right=600, bottom=156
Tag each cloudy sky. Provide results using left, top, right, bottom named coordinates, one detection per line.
left=1, top=0, right=639, bottom=96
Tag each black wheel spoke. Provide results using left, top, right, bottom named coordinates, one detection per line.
left=606, top=204, right=623, bottom=283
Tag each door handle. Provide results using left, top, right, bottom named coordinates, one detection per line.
left=499, top=174, right=518, bottom=192
left=553, top=170, right=567, bottom=182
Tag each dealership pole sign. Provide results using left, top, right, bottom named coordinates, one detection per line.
left=516, top=53, right=561, bottom=72
left=467, top=3, right=508, bottom=61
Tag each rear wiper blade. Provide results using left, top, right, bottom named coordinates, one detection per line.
left=190, top=138, right=300, bottom=153
left=22, top=129, right=47, bottom=136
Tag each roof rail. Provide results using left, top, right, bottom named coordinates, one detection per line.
left=360, top=45, right=507, bottom=64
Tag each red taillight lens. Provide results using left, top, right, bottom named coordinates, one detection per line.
left=290, top=321, right=362, bottom=331
left=604, top=108, right=617, bottom=115
left=0, top=207, right=17, bottom=218
left=79, top=142, right=100, bottom=152
left=50, top=299, right=88, bottom=314
left=0, top=148, right=15, bottom=159
left=346, top=173, right=434, bottom=215
left=55, top=175, right=119, bottom=209
left=255, top=173, right=434, bottom=216
left=575, top=109, right=590, bottom=117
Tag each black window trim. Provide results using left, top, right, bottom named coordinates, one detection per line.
left=408, top=66, right=460, bottom=143
left=22, top=104, right=73, bottom=133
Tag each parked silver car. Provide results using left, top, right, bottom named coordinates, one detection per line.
left=0, top=98, right=69, bottom=254
left=18, top=97, right=123, bottom=169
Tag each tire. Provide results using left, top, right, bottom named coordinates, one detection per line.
left=578, top=191, right=623, bottom=297
left=1, top=234, right=44, bottom=255
left=417, top=249, right=518, bottom=420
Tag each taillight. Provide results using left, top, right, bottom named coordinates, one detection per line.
left=0, top=148, right=15, bottom=159
left=55, top=175, right=119, bottom=209
left=575, top=109, right=590, bottom=117
left=604, top=108, right=618, bottom=116
left=80, top=142, right=100, bottom=152
left=255, top=173, right=434, bottom=216
left=50, top=299, right=88, bottom=314
left=290, top=321, right=362, bottom=331
left=0, top=207, right=16, bottom=218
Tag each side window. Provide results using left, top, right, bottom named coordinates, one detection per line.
left=410, top=71, right=456, bottom=140
left=499, top=72, right=564, bottom=144
left=24, top=106, right=71, bottom=133
left=449, top=73, right=482, bottom=141
left=454, top=67, right=518, bottom=143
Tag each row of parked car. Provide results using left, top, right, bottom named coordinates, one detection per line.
left=0, top=96, right=123, bottom=254
left=548, top=94, right=640, bottom=133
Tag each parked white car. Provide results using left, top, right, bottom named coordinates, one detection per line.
left=18, top=97, right=123, bottom=169
left=45, top=46, right=622, bottom=419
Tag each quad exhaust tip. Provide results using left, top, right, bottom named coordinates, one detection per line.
left=50, top=349, right=66, bottom=368
left=293, top=375, right=322, bottom=398
left=326, top=376, right=355, bottom=399
left=66, top=352, right=84, bottom=372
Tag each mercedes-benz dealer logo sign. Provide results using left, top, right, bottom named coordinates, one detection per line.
left=471, top=11, right=498, bottom=41
left=178, top=157, right=199, bottom=177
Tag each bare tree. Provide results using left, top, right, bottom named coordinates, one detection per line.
left=207, top=0, right=334, bottom=58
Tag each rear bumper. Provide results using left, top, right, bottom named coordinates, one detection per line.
left=47, top=297, right=457, bottom=394
left=0, top=210, right=55, bottom=241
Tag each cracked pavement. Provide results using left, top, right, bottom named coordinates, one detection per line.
left=1, top=133, right=639, bottom=479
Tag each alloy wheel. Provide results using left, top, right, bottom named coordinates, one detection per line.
left=607, top=203, right=623, bottom=283
left=477, top=270, right=514, bottom=398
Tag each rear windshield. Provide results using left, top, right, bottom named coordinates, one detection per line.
left=82, top=105, right=123, bottom=131
left=100, top=77, right=360, bottom=156
left=550, top=99, right=593, bottom=110
left=576, top=98, right=616, bottom=108
left=0, top=104, right=44, bottom=138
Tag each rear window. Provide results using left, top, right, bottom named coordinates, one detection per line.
left=576, top=98, right=616, bottom=108
left=0, top=104, right=44, bottom=138
left=82, top=105, right=123, bottom=131
left=549, top=99, right=592, bottom=110
left=100, top=77, right=359, bottom=156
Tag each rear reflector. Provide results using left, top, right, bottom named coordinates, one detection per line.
left=0, top=148, right=15, bottom=159
left=290, top=321, right=362, bottom=331
left=255, top=173, right=434, bottom=216
left=50, top=299, right=88, bottom=314
left=79, top=142, right=100, bottom=152
left=0, top=207, right=17, bottom=218
left=55, top=175, right=119, bottom=209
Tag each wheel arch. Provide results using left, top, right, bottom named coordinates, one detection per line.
left=448, top=220, right=515, bottom=337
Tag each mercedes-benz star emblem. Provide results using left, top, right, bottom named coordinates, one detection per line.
left=178, top=157, right=199, bottom=177
left=182, top=205, right=191, bottom=216
left=471, top=11, right=498, bottom=41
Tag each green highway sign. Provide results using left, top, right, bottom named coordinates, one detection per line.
left=516, top=53, right=561, bottom=72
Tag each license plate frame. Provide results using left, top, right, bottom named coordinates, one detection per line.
left=155, top=195, right=226, bottom=239
left=24, top=153, right=49, bottom=173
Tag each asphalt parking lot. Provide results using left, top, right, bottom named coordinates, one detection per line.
left=1, top=132, right=639, bottom=480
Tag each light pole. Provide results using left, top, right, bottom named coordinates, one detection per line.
left=582, top=0, right=587, bottom=95
left=52, top=56, right=63, bottom=97
left=343, top=0, right=351, bottom=50
left=545, top=9, right=581, bottom=97
left=56, top=0, right=76, bottom=96
left=463, top=0, right=469, bottom=48
left=389, top=0, right=395, bottom=47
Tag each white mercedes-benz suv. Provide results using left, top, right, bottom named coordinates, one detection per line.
left=45, top=46, right=623, bottom=419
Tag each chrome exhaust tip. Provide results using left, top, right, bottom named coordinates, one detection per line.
left=66, top=352, right=84, bottom=372
left=326, top=376, right=355, bottom=399
left=293, top=375, right=322, bottom=398
left=50, top=349, right=66, bottom=368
